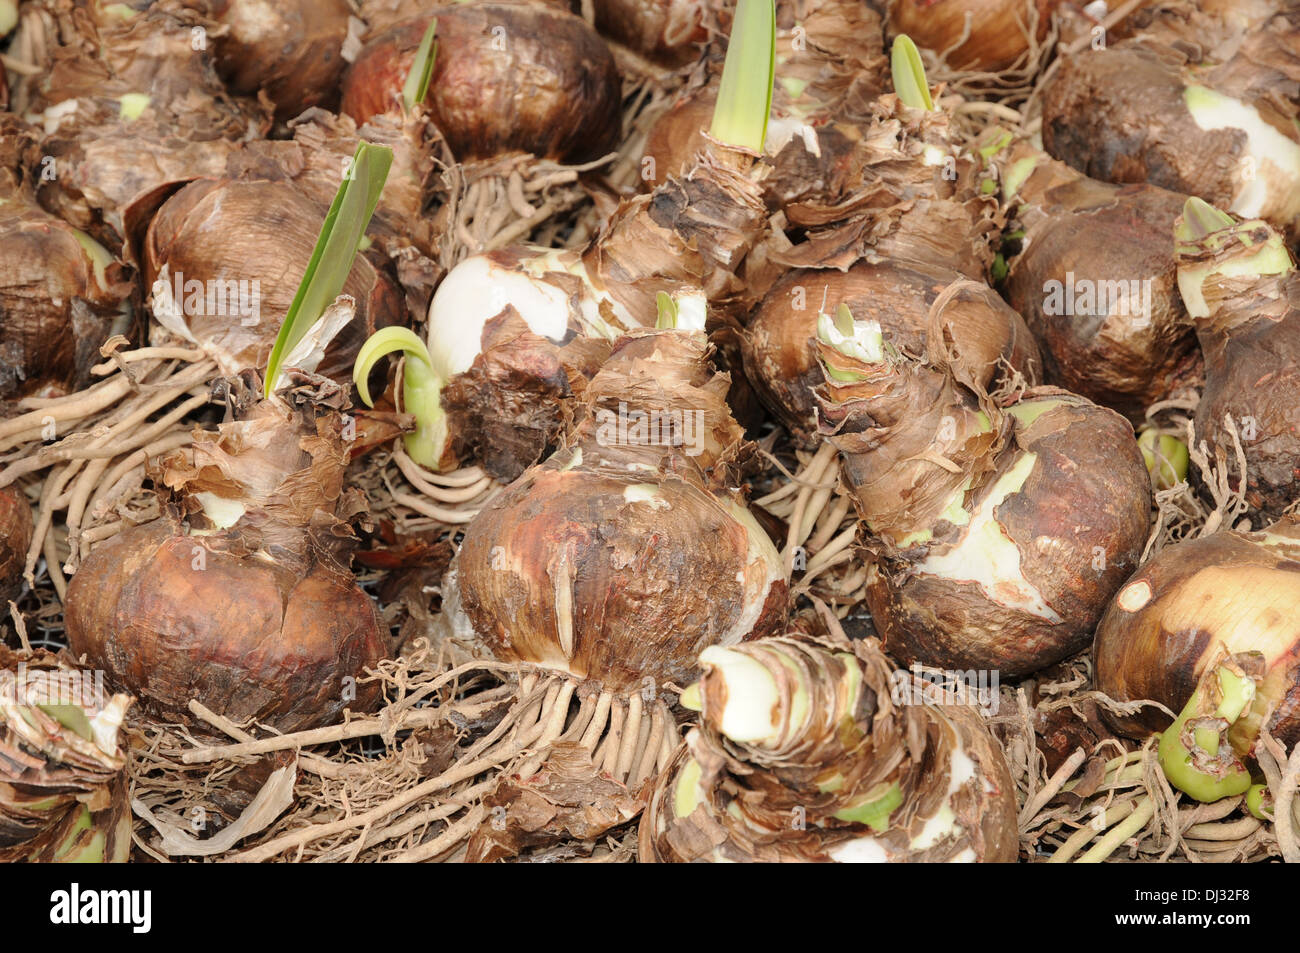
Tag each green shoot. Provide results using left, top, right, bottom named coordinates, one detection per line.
left=353, top=327, right=447, bottom=469
left=891, top=35, right=934, bottom=111
left=1177, top=196, right=1236, bottom=243
left=1158, top=665, right=1255, bottom=803
left=708, top=0, right=776, bottom=153
left=655, top=291, right=680, bottom=329
left=265, top=141, right=393, bottom=396
left=401, top=19, right=439, bottom=112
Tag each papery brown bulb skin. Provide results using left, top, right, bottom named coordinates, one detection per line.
left=1041, top=41, right=1300, bottom=235
left=445, top=448, right=788, bottom=693
left=744, top=262, right=1040, bottom=443
left=65, top=518, right=387, bottom=732
left=143, top=178, right=405, bottom=383
left=884, top=0, right=1058, bottom=71
left=0, top=487, right=33, bottom=602
left=341, top=3, right=622, bottom=162
left=640, top=635, right=1019, bottom=863
left=1094, top=518, right=1300, bottom=751
left=1190, top=267, right=1300, bottom=521
left=0, top=202, right=134, bottom=400
left=1003, top=170, right=1201, bottom=420
left=823, top=377, right=1152, bottom=678
left=592, top=0, right=708, bottom=66
left=211, top=0, right=354, bottom=121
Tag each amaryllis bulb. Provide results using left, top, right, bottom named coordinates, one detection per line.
left=1173, top=205, right=1300, bottom=519
left=592, top=0, right=709, bottom=66
left=1094, top=516, right=1300, bottom=754
left=424, top=108, right=767, bottom=478
left=212, top=0, right=355, bottom=121
left=341, top=2, right=622, bottom=163
left=1041, top=37, right=1300, bottom=237
left=883, top=0, right=1059, bottom=72
left=0, top=647, right=134, bottom=863
left=642, top=0, right=887, bottom=210
left=640, top=634, right=1019, bottom=862
left=998, top=139, right=1202, bottom=421
left=0, top=197, right=134, bottom=401
left=65, top=373, right=390, bottom=732
left=816, top=334, right=1151, bottom=677
left=442, top=329, right=788, bottom=693
left=143, top=178, right=406, bottom=385
left=743, top=261, right=1040, bottom=443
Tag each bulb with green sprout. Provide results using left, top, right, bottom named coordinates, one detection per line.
left=400, top=0, right=777, bottom=480
left=1174, top=197, right=1300, bottom=519
left=812, top=303, right=1151, bottom=677
left=640, top=632, right=1019, bottom=862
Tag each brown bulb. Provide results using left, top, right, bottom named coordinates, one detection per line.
left=341, top=2, right=622, bottom=163
left=885, top=0, right=1059, bottom=72
left=1094, top=517, right=1300, bottom=752
left=143, top=178, right=405, bottom=384
left=65, top=376, right=390, bottom=732
left=744, top=261, right=1040, bottom=444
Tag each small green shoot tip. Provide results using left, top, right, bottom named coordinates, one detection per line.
left=708, top=0, right=776, bottom=153
left=891, top=35, right=934, bottom=111
left=353, top=326, right=447, bottom=468
left=265, top=141, right=393, bottom=397
left=1177, top=197, right=1236, bottom=243
left=402, top=19, right=439, bottom=112
left=655, top=291, right=679, bottom=330
left=833, top=302, right=855, bottom=337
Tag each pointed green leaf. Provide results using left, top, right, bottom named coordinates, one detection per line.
left=37, top=704, right=94, bottom=741
left=402, top=19, right=439, bottom=112
left=709, top=0, right=776, bottom=152
left=1177, top=196, right=1236, bottom=242
left=891, top=35, right=934, bottom=111
left=264, top=141, right=394, bottom=397
left=655, top=291, right=679, bottom=329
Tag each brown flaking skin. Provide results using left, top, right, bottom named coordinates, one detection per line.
left=64, top=374, right=390, bottom=732
left=1003, top=145, right=1202, bottom=419
left=592, top=0, right=709, bottom=66
left=744, top=261, right=1041, bottom=443
left=341, top=2, right=622, bottom=163
left=211, top=0, right=354, bottom=121
left=640, top=635, right=1019, bottom=862
left=144, top=177, right=405, bottom=384
left=0, top=487, right=33, bottom=603
left=1094, top=518, right=1300, bottom=752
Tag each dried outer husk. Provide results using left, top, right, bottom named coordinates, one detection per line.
left=0, top=646, right=133, bottom=863
left=1041, top=29, right=1300, bottom=237
left=425, top=136, right=768, bottom=477
left=1094, top=516, right=1300, bottom=755
left=208, top=0, right=354, bottom=121
left=33, top=93, right=264, bottom=260
left=340, top=2, right=623, bottom=163
left=878, top=0, right=1059, bottom=72
left=225, top=107, right=440, bottom=314
left=998, top=139, right=1202, bottom=421
left=815, top=332, right=1151, bottom=677
left=64, top=371, right=390, bottom=732
left=642, top=0, right=888, bottom=209
left=442, top=328, right=787, bottom=693
left=0, top=185, right=135, bottom=401
left=1176, top=214, right=1300, bottom=519
left=772, top=89, right=1002, bottom=283
left=592, top=0, right=711, bottom=67
left=11, top=0, right=232, bottom=114
left=0, top=486, right=34, bottom=603
left=143, top=177, right=406, bottom=385
left=584, top=136, right=769, bottom=317
left=743, top=261, right=1041, bottom=444
left=639, top=634, right=1019, bottom=862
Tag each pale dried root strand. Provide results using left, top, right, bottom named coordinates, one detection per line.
left=782, top=442, right=838, bottom=571
left=392, top=448, right=497, bottom=503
